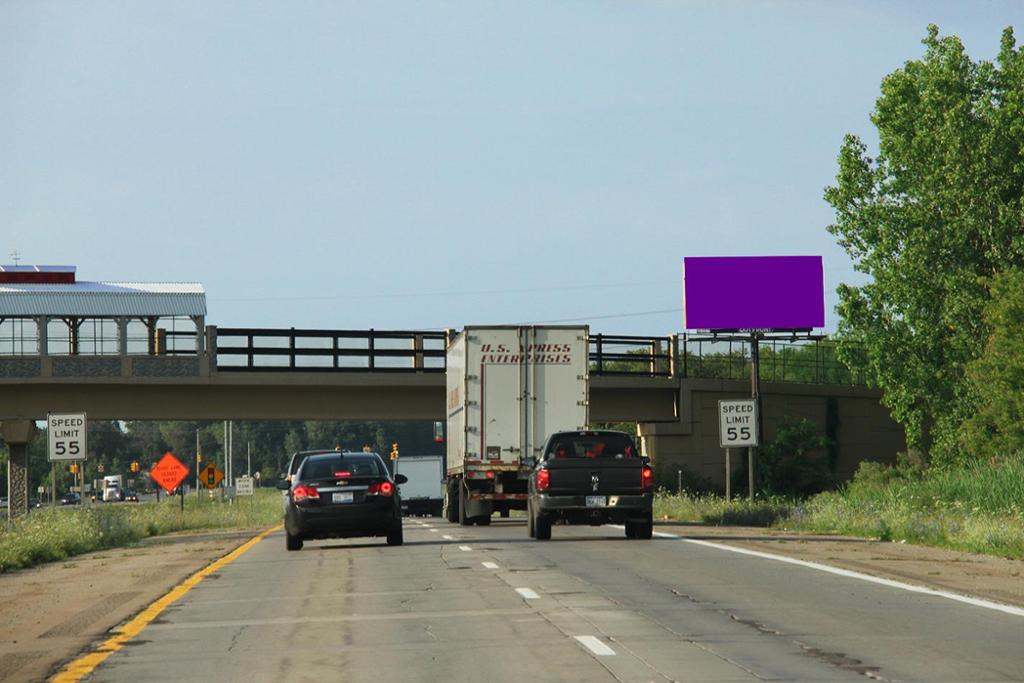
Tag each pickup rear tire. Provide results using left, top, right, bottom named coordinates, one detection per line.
left=527, top=500, right=536, bottom=538
left=534, top=512, right=552, bottom=541
left=624, top=523, right=636, bottom=539
left=633, top=513, right=653, bottom=540
left=285, top=531, right=303, bottom=551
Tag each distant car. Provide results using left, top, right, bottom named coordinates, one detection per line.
left=278, top=452, right=407, bottom=551
left=28, top=498, right=42, bottom=510
left=59, top=492, right=81, bottom=506
left=0, top=496, right=7, bottom=509
left=125, top=491, right=140, bottom=502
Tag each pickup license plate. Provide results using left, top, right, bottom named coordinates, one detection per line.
left=585, top=495, right=606, bottom=508
left=332, top=492, right=354, bottom=504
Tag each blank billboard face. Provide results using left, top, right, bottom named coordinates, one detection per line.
left=683, top=256, right=825, bottom=330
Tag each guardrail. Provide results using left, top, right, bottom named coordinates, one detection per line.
left=214, top=328, right=447, bottom=372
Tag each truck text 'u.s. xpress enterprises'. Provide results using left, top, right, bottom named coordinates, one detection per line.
left=444, top=326, right=588, bottom=526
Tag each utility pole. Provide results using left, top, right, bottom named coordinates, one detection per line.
left=247, top=441, right=251, bottom=478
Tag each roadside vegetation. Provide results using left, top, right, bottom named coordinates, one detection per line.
left=656, top=454, right=1024, bottom=559
left=0, top=489, right=281, bottom=573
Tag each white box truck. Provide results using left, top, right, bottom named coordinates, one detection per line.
left=394, top=455, right=444, bottom=516
left=444, top=325, right=589, bottom=525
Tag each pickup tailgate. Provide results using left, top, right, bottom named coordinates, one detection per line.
left=543, top=459, right=645, bottom=495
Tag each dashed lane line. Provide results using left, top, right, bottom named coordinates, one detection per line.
left=515, top=587, right=540, bottom=600
left=459, top=545, right=472, bottom=551
left=573, top=635, right=616, bottom=657
left=482, top=562, right=499, bottom=569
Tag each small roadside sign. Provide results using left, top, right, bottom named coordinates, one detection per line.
left=150, top=452, right=190, bottom=493
left=719, top=399, right=759, bottom=448
left=235, top=476, right=254, bottom=496
left=47, top=412, right=87, bottom=461
left=200, top=464, right=224, bottom=490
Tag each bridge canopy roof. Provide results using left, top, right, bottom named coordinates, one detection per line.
left=0, top=281, right=207, bottom=317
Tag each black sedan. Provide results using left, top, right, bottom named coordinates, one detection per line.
left=278, top=452, right=407, bottom=551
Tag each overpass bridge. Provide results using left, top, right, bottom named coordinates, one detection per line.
left=0, top=327, right=679, bottom=423
left=0, top=264, right=903, bottom=515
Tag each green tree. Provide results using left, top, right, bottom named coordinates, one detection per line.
left=759, top=417, right=833, bottom=497
left=825, top=25, right=1024, bottom=464
left=960, top=270, right=1024, bottom=457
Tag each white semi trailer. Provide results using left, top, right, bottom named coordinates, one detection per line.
left=444, top=326, right=589, bottom=525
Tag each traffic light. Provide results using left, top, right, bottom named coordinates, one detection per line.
left=130, top=461, right=140, bottom=473
left=97, top=463, right=105, bottom=473
left=390, top=442, right=399, bottom=460
left=69, top=463, right=78, bottom=474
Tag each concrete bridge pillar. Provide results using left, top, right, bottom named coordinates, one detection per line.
left=2, top=420, right=37, bottom=519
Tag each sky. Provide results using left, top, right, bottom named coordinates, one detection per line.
left=2, top=1, right=1022, bottom=336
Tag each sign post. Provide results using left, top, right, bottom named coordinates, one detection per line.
left=719, top=399, right=759, bottom=501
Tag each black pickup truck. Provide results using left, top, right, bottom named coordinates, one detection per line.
left=526, top=430, right=653, bottom=540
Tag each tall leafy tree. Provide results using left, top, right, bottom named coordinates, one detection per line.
left=825, top=25, right=1024, bottom=463
left=961, top=270, right=1024, bottom=457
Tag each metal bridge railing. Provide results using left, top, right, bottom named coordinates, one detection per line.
left=680, top=335, right=866, bottom=386
left=214, top=328, right=447, bottom=372
left=588, top=334, right=675, bottom=377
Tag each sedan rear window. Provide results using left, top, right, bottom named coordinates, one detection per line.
left=545, top=433, right=638, bottom=459
left=300, top=456, right=384, bottom=480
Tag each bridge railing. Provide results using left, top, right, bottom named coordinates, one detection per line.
left=680, top=335, right=866, bottom=385
left=213, top=328, right=447, bottom=372
left=589, top=334, right=675, bottom=377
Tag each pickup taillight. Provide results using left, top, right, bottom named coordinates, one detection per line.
left=536, top=469, right=550, bottom=491
left=293, top=484, right=320, bottom=502
left=642, top=466, right=654, bottom=490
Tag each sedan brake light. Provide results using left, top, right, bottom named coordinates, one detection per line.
left=293, top=484, right=320, bottom=502
left=641, top=466, right=654, bottom=490
left=367, top=481, right=395, bottom=496
left=536, top=469, right=550, bottom=491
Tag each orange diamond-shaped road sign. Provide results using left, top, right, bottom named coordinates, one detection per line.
left=150, top=452, right=190, bottom=493
left=200, top=464, right=224, bottom=490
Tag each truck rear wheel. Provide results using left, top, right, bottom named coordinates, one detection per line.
left=458, top=482, right=472, bottom=526
left=476, top=514, right=491, bottom=526
left=445, top=481, right=459, bottom=523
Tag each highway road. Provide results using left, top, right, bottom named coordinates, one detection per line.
left=79, top=519, right=1023, bottom=682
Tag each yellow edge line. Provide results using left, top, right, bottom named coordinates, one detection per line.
left=51, top=524, right=282, bottom=683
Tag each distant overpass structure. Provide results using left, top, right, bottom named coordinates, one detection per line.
left=0, top=265, right=905, bottom=511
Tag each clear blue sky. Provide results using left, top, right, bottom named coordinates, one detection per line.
left=3, top=1, right=1021, bottom=334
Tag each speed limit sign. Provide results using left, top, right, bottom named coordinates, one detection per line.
left=718, top=400, right=758, bottom=448
left=47, top=412, right=88, bottom=461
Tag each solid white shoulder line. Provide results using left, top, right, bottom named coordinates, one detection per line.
left=573, top=635, right=616, bottom=656
left=652, top=531, right=1024, bottom=618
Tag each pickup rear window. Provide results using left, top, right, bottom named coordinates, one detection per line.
left=545, top=433, right=638, bottom=459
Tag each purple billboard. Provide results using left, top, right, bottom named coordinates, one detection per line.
left=683, top=256, right=825, bottom=330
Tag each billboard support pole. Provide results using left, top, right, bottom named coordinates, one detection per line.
left=749, top=332, right=761, bottom=501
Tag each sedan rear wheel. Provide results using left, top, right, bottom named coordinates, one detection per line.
left=285, top=531, right=303, bottom=551
left=386, top=523, right=404, bottom=546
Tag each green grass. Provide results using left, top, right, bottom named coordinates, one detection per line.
left=0, top=489, right=282, bottom=572
left=654, top=456, right=1024, bottom=559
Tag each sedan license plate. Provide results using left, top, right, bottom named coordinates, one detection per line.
left=585, top=495, right=606, bottom=508
left=332, top=492, right=354, bottom=504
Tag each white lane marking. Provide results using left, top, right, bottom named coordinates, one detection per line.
left=515, top=587, right=540, bottom=600
left=428, top=528, right=438, bottom=533
left=647, top=529, right=1024, bottom=618
left=482, top=562, right=499, bottom=569
left=442, top=535, right=455, bottom=540
left=574, top=635, right=616, bottom=656
left=459, top=545, right=472, bottom=551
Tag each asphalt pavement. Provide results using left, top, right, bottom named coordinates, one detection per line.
left=80, top=518, right=1024, bottom=682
